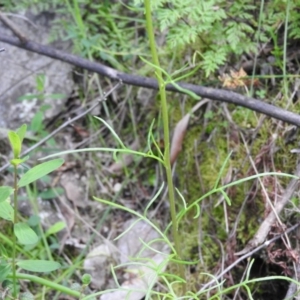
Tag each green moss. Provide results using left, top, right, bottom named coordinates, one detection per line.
left=168, top=99, right=300, bottom=294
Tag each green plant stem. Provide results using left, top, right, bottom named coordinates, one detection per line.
left=143, top=0, right=186, bottom=292
left=7, top=273, right=81, bottom=298
left=26, top=185, right=53, bottom=261
left=12, top=165, right=18, bottom=297
left=283, top=0, right=290, bottom=100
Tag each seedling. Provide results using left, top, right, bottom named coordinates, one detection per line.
left=0, top=124, right=65, bottom=298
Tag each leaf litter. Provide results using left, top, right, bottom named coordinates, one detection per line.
left=170, top=98, right=210, bottom=164
left=83, top=218, right=170, bottom=300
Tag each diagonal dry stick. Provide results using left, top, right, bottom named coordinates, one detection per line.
left=1, top=34, right=300, bottom=126
left=235, top=163, right=300, bottom=256
left=0, top=12, right=27, bottom=43
left=197, top=222, right=300, bottom=296
left=0, top=82, right=122, bottom=173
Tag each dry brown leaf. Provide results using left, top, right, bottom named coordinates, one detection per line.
left=100, top=218, right=170, bottom=300
left=82, top=218, right=170, bottom=299
left=170, top=99, right=210, bottom=165
left=60, top=172, right=86, bottom=208
left=117, top=219, right=165, bottom=264
left=100, top=249, right=169, bottom=300
left=108, top=139, right=140, bottom=173
left=218, top=68, right=260, bottom=89
left=83, top=244, right=116, bottom=289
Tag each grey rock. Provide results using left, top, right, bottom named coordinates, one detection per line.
left=0, top=9, right=74, bottom=129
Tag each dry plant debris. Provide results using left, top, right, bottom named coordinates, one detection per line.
left=170, top=98, right=209, bottom=165
left=108, top=139, right=140, bottom=174
left=218, top=68, right=260, bottom=89
left=83, top=218, right=170, bottom=300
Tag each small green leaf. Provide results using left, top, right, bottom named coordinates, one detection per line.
left=17, top=260, right=61, bottom=272
left=82, top=273, right=92, bottom=285
left=20, top=155, right=30, bottom=163
left=10, top=156, right=29, bottom=167
left=8, top=131, right=21, bottom=158
left=0, top=244, right=8, bottom=257
left=16, top=124, right=27, bottom=144
left=45, top=221, right=66, bottom=237
left=39, top=187, right=64, bottom=199
left=48, top=93, right=66, bottom=100
left=30, top=111, right=44, bottom=134
left=0, top=201, right=14, bottom=221
left=14, top=223, right=38, bottom=245
left=0, top=261, right=11, bottom=281
left=0, top=186, right=14, bottom=202
left=18, top=158, right=64, bottom=187
left=27, top=215, right=40, bottom=227
left=36, top=74, right=45, bottom=92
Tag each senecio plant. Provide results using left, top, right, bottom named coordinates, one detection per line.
left=0, top=124, right=89, bottom=299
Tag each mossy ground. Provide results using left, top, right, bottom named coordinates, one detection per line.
left=168, top=93, right=300, bottom=295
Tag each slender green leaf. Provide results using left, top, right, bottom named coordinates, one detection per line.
left=14, top=223, right=38, bottom=245
left=30, top=111, right=44, bottom=133
left=17, top=260, right=61, bottom=272
left=18, top=94, right=40, bottom=101
left=8, top=131, right=21, bottom=158
left=40, top=148, right=164, bottom=164
left=18, top=158, right=64, bottom=187
left=213, top=151, right=233, bottom=189
left=0, top=186, right=13, bottom=202
left=93, top=116, right=126, bottom=148
left=36, top=74, right=45, bottom=92
left=45, top=221, right=66, bottom=237
left=220, top=189, right=232, bottom=206
left=0, top=201, right=14, bottom=221
left=16, top=124, right=27, bottom=144
left=48, top=93, right=66, bottom=99
left=21, top=155, right=30, bottom=163
left=147, top=119, right=155, bottom=155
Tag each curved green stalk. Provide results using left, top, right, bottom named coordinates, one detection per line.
left=8, top=273, right=81, bottom=298
left=143, top=0, right=186, bottom=292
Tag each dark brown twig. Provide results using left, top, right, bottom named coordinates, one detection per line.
left=235, top=163, right=300, bottom=256
left=1, top=34, right=300, bottom=126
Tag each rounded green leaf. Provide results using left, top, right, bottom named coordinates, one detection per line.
left=14, top=223, right=38, bottom=245
left=0, top=186, right=14, bottom=202
left=18, top=158, right=64, bottom=187
left=0, top=201, right=14, bottom=221
left=17, top=260, right=61, bottom=272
